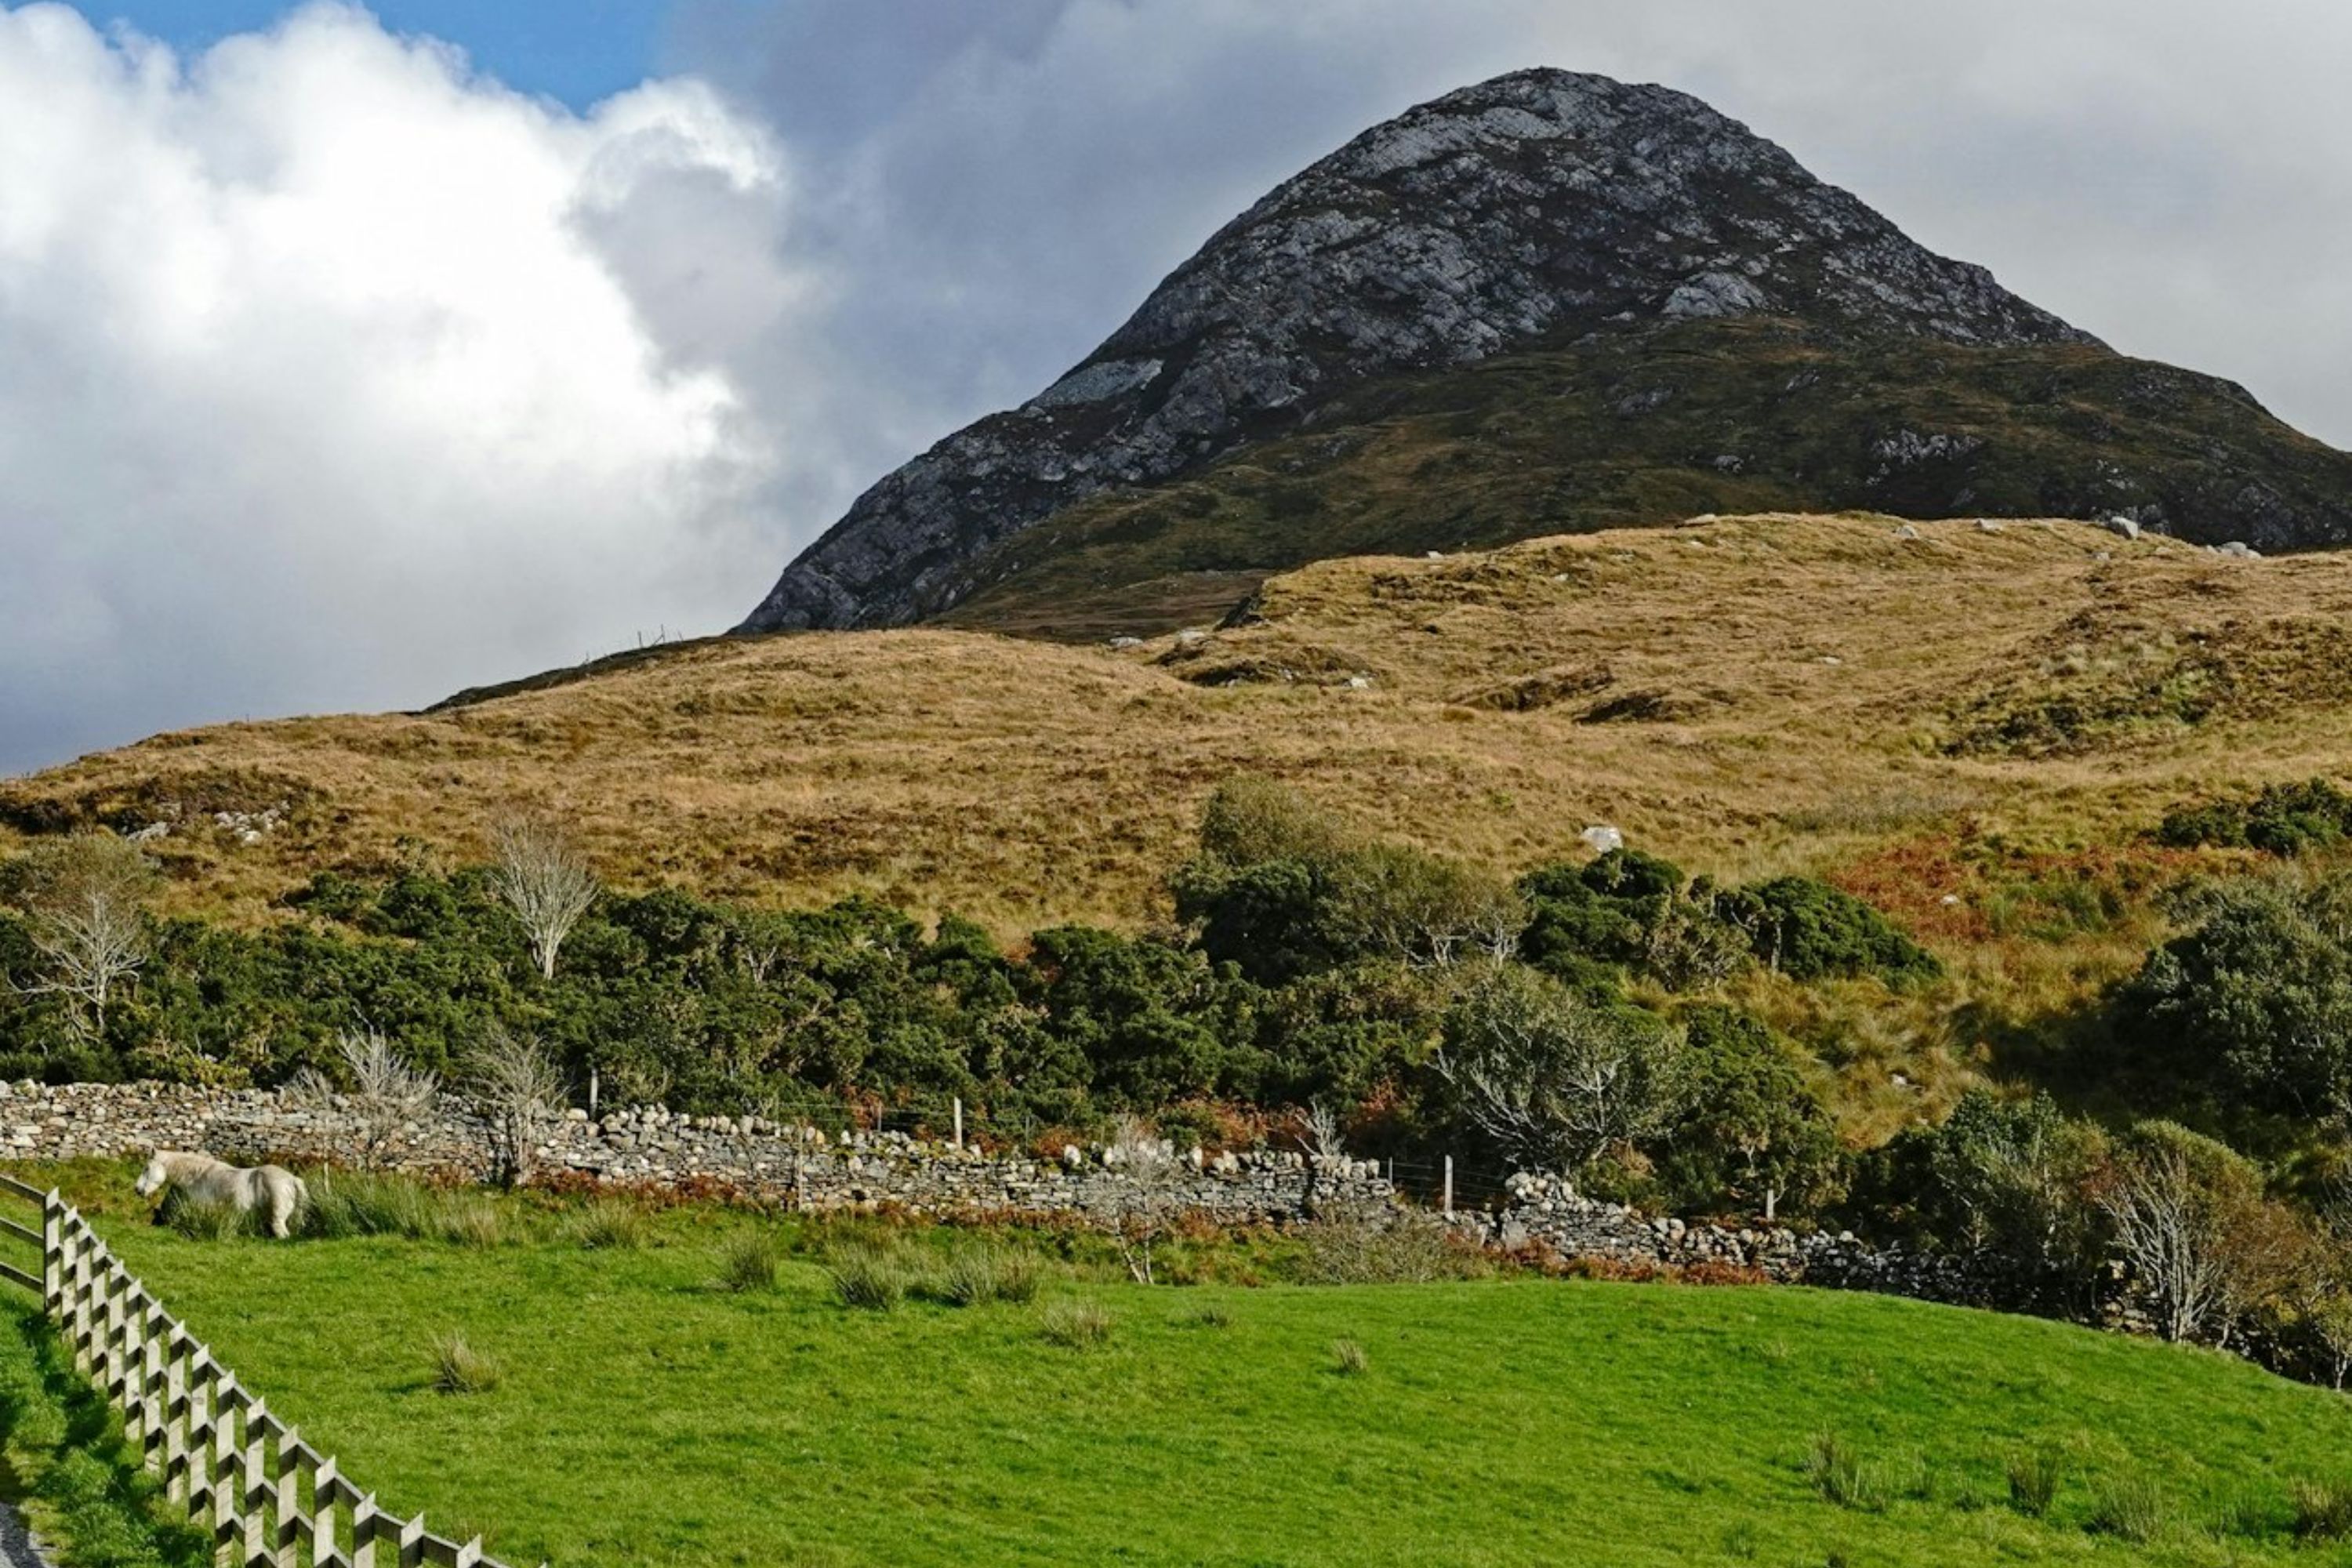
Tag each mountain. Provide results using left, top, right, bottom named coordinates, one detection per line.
left=739, top=68, right=2352, bottom=639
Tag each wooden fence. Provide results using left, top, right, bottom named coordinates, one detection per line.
left=0, top=1176, right=517, bottom=1567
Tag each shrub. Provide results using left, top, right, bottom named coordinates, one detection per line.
left=569, top=1200, right=653, bottom=1251
left=2124, top=875, right=2352, bottom=1119
left=430, top=1332, right=500, bottom=1395
left=827, top=1246, right=909, bottom=1311
left=1294, top=1213, right=1467, bottom=1284
left=1038, top=1298, right=1114, bottom=1348
left=1329, top=1338, right=1368, bottom=1377
left=2158, top=778, right=2352, bottom=856
left=2085, top=1473, right=2168, bottom=1542
left=2292, top=1478, right=2352, bottom=1539
left=2006, top=1447, right=2063, bottom=1518
left=715, top=1231, right=783, bottom=1294
left=1724, top=877, right=1941, bottom=985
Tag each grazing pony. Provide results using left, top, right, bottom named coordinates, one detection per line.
left=134, top=1150, right=308, bottom=1239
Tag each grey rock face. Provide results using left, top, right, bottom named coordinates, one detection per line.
left=738, top=67, right=2094, bottom=633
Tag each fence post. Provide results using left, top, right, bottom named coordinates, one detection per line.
left=1443, top=1156, right=1454, bottom=1218
left=275, top=1424, right=304, bottom=1568
left=310, top=1455, right=339, bottom=1566
left=40, top=1191, right=60, bottom=1317
left=953, top=1098, right=964, bottom=1152
left=353, top=1493, right=381, bottom=1568
left=241, top=1402, right=270, bottom=1567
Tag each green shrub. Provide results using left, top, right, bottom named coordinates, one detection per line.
left=430, top=1332, right=501, bottom=1395
left=1294, top=1214, right=1467, bottom=1284
left=1725, top=877, right=1941, bottom=985
left=1038, top=1298, right=1114, bottom=1348
left=2158, top=778, right=2352, bottom=856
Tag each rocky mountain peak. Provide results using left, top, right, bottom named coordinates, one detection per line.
left=739, top=67, right=2096, bottom=634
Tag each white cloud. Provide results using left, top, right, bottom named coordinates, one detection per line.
left=0, top=2, right=803, bottom=770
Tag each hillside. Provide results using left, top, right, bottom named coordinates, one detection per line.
left=63, top=1175, right=2352, bottom=1568
left=739, top=68, right=2352, bottom=639
left=942, top=317, right=2352, bottom=640
left=8, top=512, right=2351, bottom=949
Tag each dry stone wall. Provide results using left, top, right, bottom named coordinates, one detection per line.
left=0, top=1080, right=2034, bottom=1309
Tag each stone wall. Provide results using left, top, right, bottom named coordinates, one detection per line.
left=0, top=1080, right=2016, bottom=1301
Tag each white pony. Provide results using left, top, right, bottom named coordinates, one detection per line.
left=135, top=1150, right=308, bottom=1240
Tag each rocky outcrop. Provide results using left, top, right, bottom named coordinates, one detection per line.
left=738, top=67, right=2093, bottom=635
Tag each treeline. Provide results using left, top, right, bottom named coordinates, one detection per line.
left=6, top=776, right=2352, bottom=1269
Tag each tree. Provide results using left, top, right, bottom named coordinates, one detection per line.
left=2096, top=1121, right=2268, bottom=1345
left=1663, top=1007, right=1841, bottom=1222
left=7, top=834, right=156, bottom=1044
left=488, top=815, right=598, bottom=981
left=1104, top=1114, right=1184, bottom=1284
left=2125, top=875, right=2352, bottom=1121
left=468, top=1024, right=566, bottom=1186
left=1434, top=963, right=1686, bottom=1185
left=289, top=1028, right=439, bottom=1170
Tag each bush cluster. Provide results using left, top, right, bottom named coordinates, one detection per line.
left=0, top=780, right=1950, bottom=1225
left=2158, top=778, right=2352, bottom=857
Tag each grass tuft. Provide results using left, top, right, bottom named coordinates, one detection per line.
left=568, top=1200, right=654, bottom=1251
left=2005, top=1446, right=2063, bottom=1518
left=429, top=1332, right=500, bottom=1396
left=1329, top=1338, right=1368, bottom=1377
left=2085, top=1472, right=2169, bottom=1543
left=1804, top=1432, right=1886, bottom=1513
left=827, top=1246, right=909, bottom=1312
left=2291, top=1477, right=2352, bottom=1540
left=1038, top=1298, right=1114, bottom=1349
left=928, top=1244, right=1041, bottom=1308
left=714, top=1231, right=784, bottom=1294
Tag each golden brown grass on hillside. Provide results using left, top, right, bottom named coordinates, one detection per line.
left=5, top=513, right=2348, bottom=957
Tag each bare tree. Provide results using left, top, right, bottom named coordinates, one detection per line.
left=2097, top=1122, right=2267, bottom=1345
left=1294, top=1100, right=1348, bottom=1219
left=468, top=1025, right=566, bottom=1186
left=488, top=815, right=598, bottom=980
left=8, top=834, right=155, bottom=1043
left=1434, top=963, right=1687, bottom=1188
left=289, top=1029, right=439, bottom=1171
left=1105, top=1115, right=1182, bottom=1285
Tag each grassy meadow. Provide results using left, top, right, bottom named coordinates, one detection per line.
left=5, top=1167, right=2351, bottom=1568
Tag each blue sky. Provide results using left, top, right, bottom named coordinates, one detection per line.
left=86, top=0, right=669, bottom=104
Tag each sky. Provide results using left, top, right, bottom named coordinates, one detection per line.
left=2, top=1, right=2349, bottom=775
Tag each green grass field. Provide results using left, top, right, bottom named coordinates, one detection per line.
left=11, top=1169, right=2352, bottom=1567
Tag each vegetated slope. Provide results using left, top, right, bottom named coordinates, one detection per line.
left=942, top=316, right=2352, bottom=640
left=738, top=67, right=2352, bottom=638
left=87, top=1192, right=2352, bottom=1568
left=10, top=513, right=2352, bottom=946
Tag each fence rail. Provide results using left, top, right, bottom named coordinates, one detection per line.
left=0, top=1175, right=514, bottom=1568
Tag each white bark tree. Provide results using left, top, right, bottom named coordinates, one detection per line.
left=289, top=1029, right=439, bottom=1171
left=9, top=834, right=155, bottom=1043
left=1435, top=962, right=1687, bottom=1187
left=1105, top=1114, right=1181, bottom=1284
left=488, top=815, right=598, bottom=981
left=468, top=1025, right=566, bottom=1187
